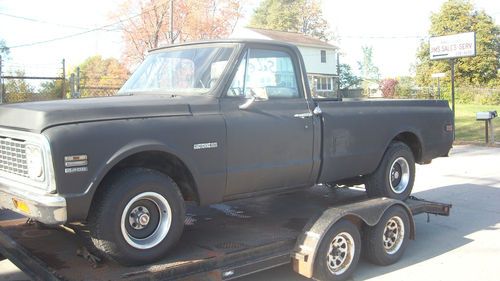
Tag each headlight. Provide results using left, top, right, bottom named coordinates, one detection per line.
left=26, top=144, right=45, bottom=181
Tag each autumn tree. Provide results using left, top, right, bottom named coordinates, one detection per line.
left=380, top=78, right=398, bottom=98
left=38, top=80, right=65, bottom=100
left=415, top=0, right=500, bottom=87
left=250, top=0, right=332, bottom=41
left=74, top=55, right=130, bottom=97
left=114, top=0, right=243, bottom=67
left=3, top=71, right=35, bottom=103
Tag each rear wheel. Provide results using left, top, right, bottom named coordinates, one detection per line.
left=364, top=205, right=410, bottom=265
left=313, top=220, right=361, bottom=281
left=88, top=168, right=185, bottom=266
left=365, top=142, right=415, bottom=201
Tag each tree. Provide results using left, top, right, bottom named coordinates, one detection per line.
left=395, top=76, right=415, bottom=98
left=415, top=0, right=500, bottom=87
left=0, top=39, right=8, bottom=57
left=357, top=46, right=380, bottom=95
left=3, top=71, right=35, bottom=103
left=250, top=0, right=332, bottom=41
left=74, top=55, right=130, bottom=97
left=338, top=64, right=361, bottom=90
left=358, top=46, right=380, bottom=80
left=39, top=80, right=64, bottom=100
left=380, top=78, right=398, bottom=98
left=114, top=0, right=243, bottom=67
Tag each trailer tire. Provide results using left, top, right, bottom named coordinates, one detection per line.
left=365, top=142, right=415, bottom=201
left=88, top=168, right=185, bottom=266
left=364, top=205, right=410, bottom=266
left=313, top=220, right=361, bottom=281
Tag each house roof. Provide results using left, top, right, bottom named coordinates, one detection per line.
left=246, top=27, right=337, bottom=50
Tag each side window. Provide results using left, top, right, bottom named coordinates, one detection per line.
left=227, top=49, right=300, bottom=99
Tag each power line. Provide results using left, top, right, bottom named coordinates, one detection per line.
left=7, top=25, right=119, bottom=49
left=337, top=35, right=429, bottom=40
left=0, top=12, right=91, bottom=30
left=5, top=0, right=171, bottom=49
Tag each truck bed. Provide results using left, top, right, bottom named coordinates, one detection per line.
left=0, top=186, right=450, bottom=281
left=316, top=99, right=453, bottom=183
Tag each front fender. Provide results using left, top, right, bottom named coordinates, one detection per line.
left=44, top=115, right=227, bottom=222
left=61, top=141, right=201, bottom=221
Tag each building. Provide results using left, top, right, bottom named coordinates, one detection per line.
left=231, top=27, right=339, bottom=98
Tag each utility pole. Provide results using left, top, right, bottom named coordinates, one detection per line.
left=450, top=59, right=456, bottom=140
left=76, top=67, right=80, bottom=93
left=337, top=52, right=341, bottom=100
left=62, top=59, right=66, bottom=99
left=437, top=77, right=441, bottom=99
left=169, top=0, right=174, bottom=44
left=0, top=55, right=3, bottom=104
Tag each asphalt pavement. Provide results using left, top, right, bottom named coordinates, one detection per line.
left=1, top=145, right=499, bottom=281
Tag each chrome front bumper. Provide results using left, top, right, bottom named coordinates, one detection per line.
left=0, top=181, right=67, bottom=225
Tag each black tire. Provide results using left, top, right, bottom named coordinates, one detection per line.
left=365, top=142, right=415, bottom=201
left=313, top=220, right=361, bottom=281
left=87, top=168, right=185, bottom=266
left=364, top=205, right=410, bottom=266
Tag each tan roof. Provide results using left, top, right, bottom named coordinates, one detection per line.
left=247, top=27, right=336, bottom=49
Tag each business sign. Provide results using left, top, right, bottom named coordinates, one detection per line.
left=431, top=72, right=446, bottom=78
left=429, top=32, right=476, bottom=60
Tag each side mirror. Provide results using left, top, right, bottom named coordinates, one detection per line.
left=239, top=88, right=269, bottom=110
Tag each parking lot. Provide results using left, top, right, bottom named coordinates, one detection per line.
left=1, top=145, right=500, bottom=281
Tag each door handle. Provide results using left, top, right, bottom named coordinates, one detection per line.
left=293, top=112, right=313, bottom=118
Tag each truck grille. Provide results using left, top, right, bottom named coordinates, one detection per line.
left=0, top=136, right=29, bottom=178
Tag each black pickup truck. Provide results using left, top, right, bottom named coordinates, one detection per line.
left=0, top=39, right=453, bottom=266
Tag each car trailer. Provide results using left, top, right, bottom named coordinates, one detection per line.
left=0, top=187, right=450, bottom=281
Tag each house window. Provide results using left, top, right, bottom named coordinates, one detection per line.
left=315, top=76, right=333, bottom=91
left=320, top=50, right=326, bottom=63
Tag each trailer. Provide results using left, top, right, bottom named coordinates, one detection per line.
left=0, top=186, right=450, bottom=281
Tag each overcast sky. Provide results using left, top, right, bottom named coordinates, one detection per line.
left=0, top=0, right=498, bottom=77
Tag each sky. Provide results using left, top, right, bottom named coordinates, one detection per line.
left=0, top=0, right=498, bottom=78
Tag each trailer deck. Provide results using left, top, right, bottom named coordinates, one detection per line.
left=0, top=186, right=451, bottom=281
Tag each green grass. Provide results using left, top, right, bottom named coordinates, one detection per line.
left=455, top=104, right=500, bottom=142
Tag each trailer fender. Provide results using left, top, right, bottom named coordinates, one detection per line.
left=291, top=198, right=415, bottom=278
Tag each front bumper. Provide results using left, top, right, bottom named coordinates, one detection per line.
left=0, top=181, right=67, bottom=225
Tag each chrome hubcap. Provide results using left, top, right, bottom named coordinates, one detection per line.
left=383, top=216, right=405, bottom=255
left=121, top=192, right=172, bottom=250
left=389, top=157, right=410, bottom=194
left=326, top=232, right=355, bottom=275
left=129, top=206, right=151, bottom=230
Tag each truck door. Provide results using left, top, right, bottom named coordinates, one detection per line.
left=220, top=47, right=315, bottom=196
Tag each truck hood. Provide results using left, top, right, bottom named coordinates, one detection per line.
left=0, top=95, right=201, bottom=133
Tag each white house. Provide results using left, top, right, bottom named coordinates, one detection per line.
left=231, top=27, right=339, bottom=98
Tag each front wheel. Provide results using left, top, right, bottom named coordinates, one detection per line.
left=88, top=168, right=185, bottom=266
left=365, top=142, right=415, bottom=201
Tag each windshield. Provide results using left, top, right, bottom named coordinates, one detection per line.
left=119, top=45, right=236, bottom=95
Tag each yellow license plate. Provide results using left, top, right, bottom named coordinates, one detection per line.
left=12, top=198, right=30, bottom=214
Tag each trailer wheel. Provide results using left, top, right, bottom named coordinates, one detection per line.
left=88, top=168, right=185, bottom=266
left=364, top=205, right=410, bottom=265
left=313, top=220, right=361, bottom=281
left=365, top=142, right=415, bottom=201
